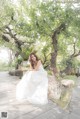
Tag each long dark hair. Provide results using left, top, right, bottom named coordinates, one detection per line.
left=29, top=53, right=39, bottom=69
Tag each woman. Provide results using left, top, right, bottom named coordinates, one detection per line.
left=16, top=53, right=48, bottom=105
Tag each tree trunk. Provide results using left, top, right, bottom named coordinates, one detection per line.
left=51, top=23, right=66, bottom=74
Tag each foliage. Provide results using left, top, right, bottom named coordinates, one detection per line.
left=0, top=0, right=80, bottom=71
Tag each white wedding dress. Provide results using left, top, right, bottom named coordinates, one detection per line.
left=16, top=64, right=48, bottom=105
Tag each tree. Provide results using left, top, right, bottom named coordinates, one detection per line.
left=0, top=0, right=80, bottom=74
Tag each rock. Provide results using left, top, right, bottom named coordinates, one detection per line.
left=9, top=70, right=23, bottom=78
left=61, top=80, right=75, bottom=87
left=48, top=75, right=61, bottom=100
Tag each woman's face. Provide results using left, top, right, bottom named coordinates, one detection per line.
left=31, top=55, right=36, bottom=61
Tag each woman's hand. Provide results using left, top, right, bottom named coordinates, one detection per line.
left=29, top=60, right=42, bottom=71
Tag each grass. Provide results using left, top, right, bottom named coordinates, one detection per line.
left=62, top=75, right=77, bottom=80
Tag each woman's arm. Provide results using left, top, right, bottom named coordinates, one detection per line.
left=34, top=60, right=42, bottom=71
left=29, top=63, right=33, bottom=70
left=29, top=60, right=42, bottom=71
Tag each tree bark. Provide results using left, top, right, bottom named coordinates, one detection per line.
left=51, top=23, right=66, bottom=74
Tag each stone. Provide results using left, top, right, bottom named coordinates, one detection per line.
left=48, top=75, right=61, bottom=100
left=61, top=80, right=75, bottom=87
left=9, top=70, right=23, bottom=78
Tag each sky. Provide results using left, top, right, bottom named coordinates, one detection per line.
left=0, top=48, right=10, bottom=64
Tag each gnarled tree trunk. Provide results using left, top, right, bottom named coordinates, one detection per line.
left=51, top=23, right=66, bottom=74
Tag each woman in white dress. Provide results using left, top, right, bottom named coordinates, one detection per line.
left=16, top=53, right=48, bottom=105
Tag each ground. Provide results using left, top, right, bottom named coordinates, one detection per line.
left=0, top=72, right=80, bottom=119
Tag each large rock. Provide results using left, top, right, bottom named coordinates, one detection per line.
left=48, top=75, right=61, bottom=100
left=48, top=76, right=75, bottom=109
left=9, top=70, right=23, bottom=78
